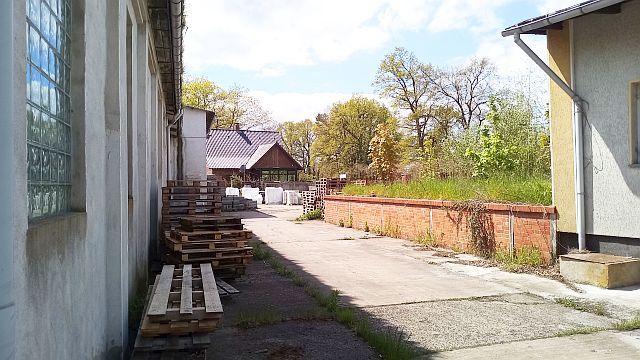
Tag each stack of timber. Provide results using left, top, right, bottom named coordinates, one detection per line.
left=221, top=196, right=258, bottom=212
left=140, top=264, right=223, bottom=338
left=301, top=191, right=317, bottom=214
left=133, top=266, right=239, bottom=358
left=164, top=216, right=253, bottom=278
left=161, top=180, right=226, bottom=230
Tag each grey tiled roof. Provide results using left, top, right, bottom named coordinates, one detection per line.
left=206, top=128, right=284, bottom=169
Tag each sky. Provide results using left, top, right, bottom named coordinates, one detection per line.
left=183, top=0, right=578, bottom=122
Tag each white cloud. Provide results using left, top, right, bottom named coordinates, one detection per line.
left=537, top=0, right=580, bottom=13
left=249, top=91, right=381, bottom=123
left=184, top=0, right=526, bottom=75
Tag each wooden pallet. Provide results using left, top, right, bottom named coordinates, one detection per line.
left=167, top=180, right=226, bottom=187
left=170, top=229, right=253, bottom=242
left=164, top=235, right=248, bottom=252
left=178, top=216, right=244, bottom=231
left=161, top=207, right=222, bottom=215
left=162, top=193, right=223, bottom=201
left=177, top=251, right=253, bottom=263
left=163, top=199, right=222, bottom=207
left=141, top=264, right=223, bottom=337
left=162, top=187, right=225, bottom=195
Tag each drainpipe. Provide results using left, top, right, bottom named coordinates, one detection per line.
left=513, top=33, right=586, bottom=251
left=0, top=0, right=15, bottom=358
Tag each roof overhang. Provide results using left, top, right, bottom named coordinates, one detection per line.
left=502, top=0, right=626, bottom=37
left=148, top=0, right=185, bottom=116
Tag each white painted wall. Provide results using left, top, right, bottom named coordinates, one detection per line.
left=181, top=107, right=207, bottom=180
left=8, top=0, right=175, bottom=358
left=573, top=1, right=640, bottom=239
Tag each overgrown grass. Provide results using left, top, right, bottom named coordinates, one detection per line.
left=343, top=176, right=552, bottom=205
left=614, top=313, right=640, bottom=331
left=555, top=298, right=608, bottom=316
left=252, top=244, right=418, bottom=359
left=296, top=209, right=323, bottom=221
left=236, top=309, right=283, bottom=328
left=492, top=246, right=544, bottom=271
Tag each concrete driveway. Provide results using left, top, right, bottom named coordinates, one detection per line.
left=240, top=205, right=640, bottom=357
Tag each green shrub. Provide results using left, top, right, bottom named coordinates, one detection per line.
left=296, top=209, right=323, bottom=221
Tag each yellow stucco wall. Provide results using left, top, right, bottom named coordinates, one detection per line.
left=548, top=24, right=576, bottom=233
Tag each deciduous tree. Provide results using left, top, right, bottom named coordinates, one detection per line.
left=278, top=119, right=315, bottom=174
left=182, top=77, right=275, bottom=130
left=369, top=123, right=400, bottom=181
left=312, top=96, right=394, bottom=177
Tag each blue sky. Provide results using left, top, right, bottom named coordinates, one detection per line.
left=184, top=0, right=577, bottom=122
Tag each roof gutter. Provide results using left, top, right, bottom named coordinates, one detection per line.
left=502, top=0, right=624, bottom=36
left=512, top=32, right=586, bottom=251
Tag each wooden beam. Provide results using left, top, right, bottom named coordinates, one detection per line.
left=180, top=264, right=193, bottom=314
left=200, top=263, right=223, bottom=314
left=148, top=265, right=175, bottom=316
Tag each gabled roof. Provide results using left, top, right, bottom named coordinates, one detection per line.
left=206, top=128, right=284, bottom=169
left=502, top=0, right=626, bottom=37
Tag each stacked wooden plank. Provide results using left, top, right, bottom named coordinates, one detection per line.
left=141, top=264, right=223, bottom=337
left=161, top=180, right=226, bottom=230
left=301, top=191, right=317, bottom=214
left=164, top=216, right=253, bottom=278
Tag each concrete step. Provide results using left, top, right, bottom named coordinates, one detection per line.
left=560, top=253, right=640, bottom=289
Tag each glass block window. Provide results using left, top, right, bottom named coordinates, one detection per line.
left=26, top=0, right=72, bottom=220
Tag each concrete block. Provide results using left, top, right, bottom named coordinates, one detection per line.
left=560, top=253, right=640, bottom=289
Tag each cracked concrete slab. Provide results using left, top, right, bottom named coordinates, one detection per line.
left=430, top=330, right=640, bottom=359
left=363, top=293, right=616, bottom=351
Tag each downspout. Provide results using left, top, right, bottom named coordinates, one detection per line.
left=513, top=32, right=586, bottom=251
left=0, top=0, right=15, bottom=358
left=166, top=110, right=183, bottom=180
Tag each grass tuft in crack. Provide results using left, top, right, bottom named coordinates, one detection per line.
left=614, top=313, right=640, bottom=331
left=555, top=298, right=608, bottom=316
left=555, top=327, right=604, bottom=337
left=252, top=244, right=417, bottom=360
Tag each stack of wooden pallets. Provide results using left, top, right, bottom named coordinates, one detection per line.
left=164, top=216, right=253, bottom=278
left=140, top=264, right=223, bottom=337
left=161, top=180, right=226, bottom=230
left=221, top=196, right=258, bottom=212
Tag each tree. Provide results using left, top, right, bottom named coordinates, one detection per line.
left=374, top=47, right=438, bottom=153
left=278, top=119, right=315, bottom=173
left=182, top=77, right=276, bottom=130
left=430, top=58, right=495, bottom=130
left=312, top=96, right=394, bottom=178
left=369, top=123, right=400, bottom=181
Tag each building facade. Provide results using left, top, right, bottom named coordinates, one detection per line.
left=503, top=0, right=640, bottom=257
left=206, top=128, right=302, bottom=183
left=0, top=0, right=184, bottom=359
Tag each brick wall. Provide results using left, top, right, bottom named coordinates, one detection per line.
left=324, top=195, right=557, bottom=263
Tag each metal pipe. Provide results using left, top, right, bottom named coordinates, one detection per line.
left=513, top=33, right=586, bottom=251
left=0, top=0, right=15, bottom=358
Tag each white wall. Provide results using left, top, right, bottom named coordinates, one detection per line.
left=181, top=107, right=207, bottom=180
left=573, top=1, right=640, bottom=239
left=9, top=0, right=175, bottom=358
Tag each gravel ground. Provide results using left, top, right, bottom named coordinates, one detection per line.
left=207, top=260, right=376, bottom=359
left=363, top=293, right=616, bottom=351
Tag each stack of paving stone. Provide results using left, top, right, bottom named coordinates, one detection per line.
left=161, top=180, right=225, bottom=231
left=221, top=196, right=258, bottom=212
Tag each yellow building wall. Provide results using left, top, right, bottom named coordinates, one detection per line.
left=547, top=25, right=576, bottom=233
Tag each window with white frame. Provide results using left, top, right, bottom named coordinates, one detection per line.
left=26, top=0, right=72, bottom=220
